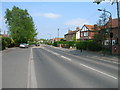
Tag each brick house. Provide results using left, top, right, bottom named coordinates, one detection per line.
left=64, top=27, right=79, bottom=41
left=103, top=18, right=120, bottom=54
left=52, top=38, right=63, bottom=41
left=76, top=24, right=99, bottom=40
left=104, top=18, right=120, bottom=46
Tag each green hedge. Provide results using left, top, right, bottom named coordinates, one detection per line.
left=0, top=37, right=15, bottom=50
left=48, top=40, right=102, bottom=51
left=87, top=41, right=102, bottom=51
left=53, top=41, right=76, bottom=48
left=76, top=40, right=102, bottom=51
left=0, top=37, right=6, bottom=50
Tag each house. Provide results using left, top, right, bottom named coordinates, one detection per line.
left=103, top=18, right=120, bottom=54
left=52, top=38, right=63, bottom=41
left=104, top=18, right=120, bottom=46
left=50, top=38, right=64, bottom=43
left=64, top=27, right=79, bottom=41
left=2, top=34, right=8, bottom=37
left=76, top=24, right=99, bottom=40
left=0, top=33, right=8, bottom=38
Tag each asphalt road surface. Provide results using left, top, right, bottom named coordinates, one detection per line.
left=2, top=47, right=30, bottom=88
left=2, top=45, right=118, bottom=88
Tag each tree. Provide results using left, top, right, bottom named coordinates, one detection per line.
left=72, top=35, right=76, bottom=41
left=5, top=6, right=38, bottom=44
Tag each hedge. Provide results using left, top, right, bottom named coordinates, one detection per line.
left=76, top=40, right=102, bottom=51
left=0, top=37, right=15, bottom=50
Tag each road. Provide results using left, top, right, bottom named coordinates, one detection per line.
left=2, top=45, right=118, bottom=88
left=2, top=47, right=30, bottom=88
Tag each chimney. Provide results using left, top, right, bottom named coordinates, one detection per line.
left=68, top=30, right=72, bottom=33
left=76, top=27, right=80, bottom=31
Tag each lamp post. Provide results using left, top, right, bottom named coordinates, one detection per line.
left=98, top=9, right=113, bottom=54
left=98, top=9, right=112, bottom=28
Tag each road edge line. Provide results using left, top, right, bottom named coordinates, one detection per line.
left=27, top=48, right=38, bottom=88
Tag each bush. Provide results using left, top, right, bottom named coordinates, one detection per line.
left=0, top=37, right=6, bottom=50
left=54, top=41, right=76, bottom=48
left=76, top=41, right=87, bottom=50
left=0, top=37, right=15, bottom=50
left=53, top=42, right=57, bottom=47
left=76, top=40, right=102, bottom=51
left=87, top=41, right=102, bottom=51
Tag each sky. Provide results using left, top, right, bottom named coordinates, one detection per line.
left=0, top=0, right=119, bottom=39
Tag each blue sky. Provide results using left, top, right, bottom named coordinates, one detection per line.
left=1, top=1, right=119, bottom=39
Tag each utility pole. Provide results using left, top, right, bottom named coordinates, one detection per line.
left=58, top=28, right=59, bottom=41
left=0, top=28, right=1, bottom=35
left=116, top=0, right=120, bottom=19
left=116, top=0, right=120, bottom=45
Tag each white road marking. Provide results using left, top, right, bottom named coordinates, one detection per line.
left=52, top=52, right=60, bottom=55
left=61, top=56, right=72, bottom=61
left=27, top=48, right=37, bottom=88
left=90, top=56, right=118, bottom=64
left=79, top=63, right=117, bottom=80
left=42, top=48, right=60, bottom=56
left=42, top=47, right=118, bottom=80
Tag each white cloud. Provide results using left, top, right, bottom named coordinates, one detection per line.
left=33, top=13, right=61, bottom=19
left=64, top=18, right=90, bottom=27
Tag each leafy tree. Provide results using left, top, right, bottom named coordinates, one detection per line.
left=72, top=35, right=76, bottom=41
left=5, top=6, right=38, bottom=45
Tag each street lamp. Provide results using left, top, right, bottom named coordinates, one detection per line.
left=98, top=9, right=113, bottom=54
left=98, top=9, right=112, bottom=28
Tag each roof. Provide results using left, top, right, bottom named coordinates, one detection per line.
left=52, top=38, right=63, bottom=41
left=112, top=18, right=120, bottom=28
left=101, top=18, right=120, bottom=29
left=83, top=24, right=94, bottom=31
left=65, top=31, right=77, bottom=36
left=2, top=34, right=8, bottom=37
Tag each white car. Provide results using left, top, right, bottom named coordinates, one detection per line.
left=19, top=43, right=28, bottom=48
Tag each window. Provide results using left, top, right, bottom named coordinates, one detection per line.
left=84, top=32, right=88, bottom=36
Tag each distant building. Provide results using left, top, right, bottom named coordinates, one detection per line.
left=52, top=38, right=63, bottom=41
left=0, top=34, right=9, bottom=37
left=64, top=27, right=79, bottom=41
left=2, top=34, right=8, bottom=37
left=103, top=18, right=120, bottom=54
left=76, top=24, right=99, bottom=41
left=103, top=18, right=120, bottom=46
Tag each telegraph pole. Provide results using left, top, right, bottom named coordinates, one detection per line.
left=58, top=28, right=59, bottom=41
left=116, top=0, right=120, bottom=45
left=116, top=0, right=120, bottom=19
left=0, top=28, right=1, bottom=35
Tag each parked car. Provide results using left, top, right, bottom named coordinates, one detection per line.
left=19, top=43, right=28, bottom=48
left=35, top=42, right=40, bottom=46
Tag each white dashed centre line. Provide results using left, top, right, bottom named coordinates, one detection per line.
left=61, top=56, right=72, bottom=61
left=43, top=47, right=117, bottom=80
left=79, top=63, right=117, bottom=80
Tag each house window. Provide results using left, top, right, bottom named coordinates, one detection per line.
left=84, top=32, right=88, bottom=36
left=81, top=33, right=83, bottom=36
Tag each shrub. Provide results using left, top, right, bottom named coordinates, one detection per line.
left=87, top=41, right=102, bottom=51
left=76, top=41, right=87, bottom=50
left=0, top=37, right=6, bottom=50
left=53, top=42, right=57, bottom=47
left=76, top=40, right=102, bottom=51
left=0, top=37, right=15, bottom=50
